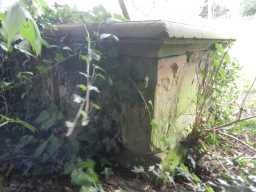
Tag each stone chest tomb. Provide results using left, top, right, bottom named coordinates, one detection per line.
left=50, top=20, right=233, bottom=157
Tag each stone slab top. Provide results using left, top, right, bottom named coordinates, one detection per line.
left=53, top=20, right=235, bottom=42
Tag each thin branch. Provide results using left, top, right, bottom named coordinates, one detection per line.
left=237, top=75, right=256, bottom=120
left=206, top=114, right=256, bottom=131
left=218, top=131, right=256, bottom=153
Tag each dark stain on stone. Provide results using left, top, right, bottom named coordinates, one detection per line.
left=171, top=63, right=178, bottom=79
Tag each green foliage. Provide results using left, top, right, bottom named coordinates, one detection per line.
left=241, top=0, right=256, bottom=16
left=132, top=164, right=175, bottom=187
left=71, top=159, right=104, bottom=192
left=0, top=114, right=36, bottom=132
left=35, top=104, right=64, bottom=130
left=0, top=2, right=43, bottom=55
left=194, top=43, right=240, bottom=133
left=0, top=2, right=120, bottom=190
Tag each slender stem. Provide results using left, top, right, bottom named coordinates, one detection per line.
left=206, top=114, right=256, bottom=131
left=66, top=24, right=92, bottom=138
left=218, top=131, right=256, bottom=153
left=237, top=75, right=256, bottom=120
left=84, top=23, right=91, bottom=116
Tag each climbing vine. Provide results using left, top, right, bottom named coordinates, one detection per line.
left=0, top=2, right=123, bottom=190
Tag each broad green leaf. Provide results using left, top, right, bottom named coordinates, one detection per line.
left=0, top=12, right=5, bottom=22
left=20, top=14, right=42, bottom=56
left=1, top=2, right=43, bottom=55
left=1, top=3, right=26, bottom=49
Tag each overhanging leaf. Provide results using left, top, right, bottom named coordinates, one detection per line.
left=1, top=3, right=26, bottom=49
left=20, top=14, right=42, bottom=56
left=1, top=2, right=43, bottom=55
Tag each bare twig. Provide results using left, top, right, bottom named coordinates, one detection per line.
left=237, top=75, right=256, bottom=120
left=206, top=114, right=256, bottom=131
left=218, top=131, right=256, bottom=153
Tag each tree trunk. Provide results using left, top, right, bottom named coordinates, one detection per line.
left=118, top=0, right=130, bottom=20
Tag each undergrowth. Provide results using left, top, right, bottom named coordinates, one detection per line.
left=0, top=1, right=255, bottom=192
left=0, top=1, right=125, bottom=191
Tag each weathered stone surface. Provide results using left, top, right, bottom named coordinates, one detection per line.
left=49, top=20, right=233, bottom=157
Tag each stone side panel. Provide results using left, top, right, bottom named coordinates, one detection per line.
left=152, top=53, right=199, bottom=151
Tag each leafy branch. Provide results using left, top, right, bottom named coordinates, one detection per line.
left=0, top=114, right=36, bottom=133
